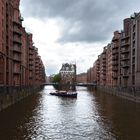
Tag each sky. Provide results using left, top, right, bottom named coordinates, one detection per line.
left=20, top=0, right=140, bottom=76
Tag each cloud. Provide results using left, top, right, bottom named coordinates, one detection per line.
left=20, top=0, right=140, bottom=75
left=21, top=0, right=140, bottom=43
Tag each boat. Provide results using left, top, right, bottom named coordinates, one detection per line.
left=50, top=90, right=77, bottom=98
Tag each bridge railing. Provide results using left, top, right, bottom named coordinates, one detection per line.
left=44, top=83, right=97, bottom=87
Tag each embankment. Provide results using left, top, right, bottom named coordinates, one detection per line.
left=0, top=85, right=44, bottom=111
left=96, top=86, right=140, bottom=103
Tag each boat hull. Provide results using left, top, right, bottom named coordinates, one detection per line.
left=50, top=92, right=77, bottom=98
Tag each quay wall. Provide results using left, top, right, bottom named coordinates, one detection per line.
left=96, top=86, right=140, bottom=103
left=0, top=86, right=44, bottom=112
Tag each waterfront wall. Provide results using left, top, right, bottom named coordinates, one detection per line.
left=0, top=86, right=44, bottom=112
left=97, top=86, right=140, bottom=103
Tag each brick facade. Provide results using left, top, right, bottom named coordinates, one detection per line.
left=88, top=13, right=140, bottom=89
left=76, top=73, right=87, bottom=83
left=0, top=0, right=46, bottom=86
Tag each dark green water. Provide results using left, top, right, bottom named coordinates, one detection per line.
left=0, top=86, right=140, bottom=140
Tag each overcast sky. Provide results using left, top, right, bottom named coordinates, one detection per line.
left=20, top=0, right=140, bottom=76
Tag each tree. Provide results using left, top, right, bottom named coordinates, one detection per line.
left=51, top=73, right=61, bottom=83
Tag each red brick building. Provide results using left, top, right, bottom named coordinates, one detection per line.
left=88, top=13, right=140, bottom=89
left=112, top=31, right=121, bottom=86
left=76, top=73, right=87, bottom=84
left=0, top=0, right=46, bottom=87
left=87, top=67, right=93, bottom=83
left=106, top=44, right=113, bottom=86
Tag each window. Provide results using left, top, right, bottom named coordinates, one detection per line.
left=2, top=7, right=4, bottom=15
left=2, top=19, right=4, bottom=27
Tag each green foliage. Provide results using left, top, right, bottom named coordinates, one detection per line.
left=51, top=74, right=61, bottom=83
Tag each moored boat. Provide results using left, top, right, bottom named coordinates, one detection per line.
left=50, top=90, right=77, bottom=98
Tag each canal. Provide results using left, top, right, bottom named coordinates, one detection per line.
left=0, top=86, right=140, bottom=140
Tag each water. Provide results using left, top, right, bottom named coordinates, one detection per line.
left=0, top=86, right=140, bottom=140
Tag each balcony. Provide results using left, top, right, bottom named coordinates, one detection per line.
left=35, top=69, right=39, bottom=72
left=102, top=64, right=106, bottom=68
left=112, top=48, right=118, bottom=55
left=102, top=71, right=106, bottom=75
left=13, top=20, right=22, bottom=26
left=29, top=62, right=33, bottom=66
left=112, top=61, right=118, bottom=66
left=112, top=67, right=118, bottom=71
left=121, top=41, right=130, bottom=47
left=35, top=64, right=39, bottom=68
left=112, top=73, right=118, bottom=79
left=97, top=71, right=100, bottom=74
left=101, top=69, right=106, bottom=75
left=102, top=54, right=106, bottom=60
left=13, top=45, right=21, bottom=53
left=121, top=54, right=130, bottom=61
left=121, top=48, right=129, bottom=54
left=102, top=76, right=106, bottom=80
left=112, top=44, right=118, bottom=49
left=29, top=56, right=33, bottom=60
left=35, top=68, right=39, bottom=72
left=121, top=34, right=129, bottom=40
left=35, top=61, right=39, bottom=64
left=121, top=62, right=130, bottom=68
left=13, top=56, right=21, bottom=62
left=102, top=60, right=106, bottom=64
left=112, top=55, right=118, bottom=60
left=29, top=50, right=34, bottom=55
left=112, top=36, right=119, bottom=42
left=122, top=73, right=129, bottom=78
left=13, top=36, right=22, bottom=45
left=29, top=45, right=35, bottom=50
left=20, top=16, right=24, bottom=22
left=13, top=69, right=21, bottom=75
left=13, top=26, right=22, bottom=36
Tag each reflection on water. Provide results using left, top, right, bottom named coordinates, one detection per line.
left=0, top=86, right=140, bottom=139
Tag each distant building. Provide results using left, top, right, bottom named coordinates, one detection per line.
left=59, top=63, right=76, bottom=85
left=45, top=76, right=50, bottom=84
left=76, top=73, right=87, bottom=83
left=87, top=67, right=94, bottom=83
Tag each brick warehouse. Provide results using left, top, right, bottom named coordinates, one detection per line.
left=0, top=0, right=46, bottom=111
left=87, top=13, right=140, bottom=102
left=87, top=13, right=140, bottom=89
left=0, top=0, right=46, bottom=87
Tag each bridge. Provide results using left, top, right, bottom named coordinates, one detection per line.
left=43, top=83, right=97, bottom=87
